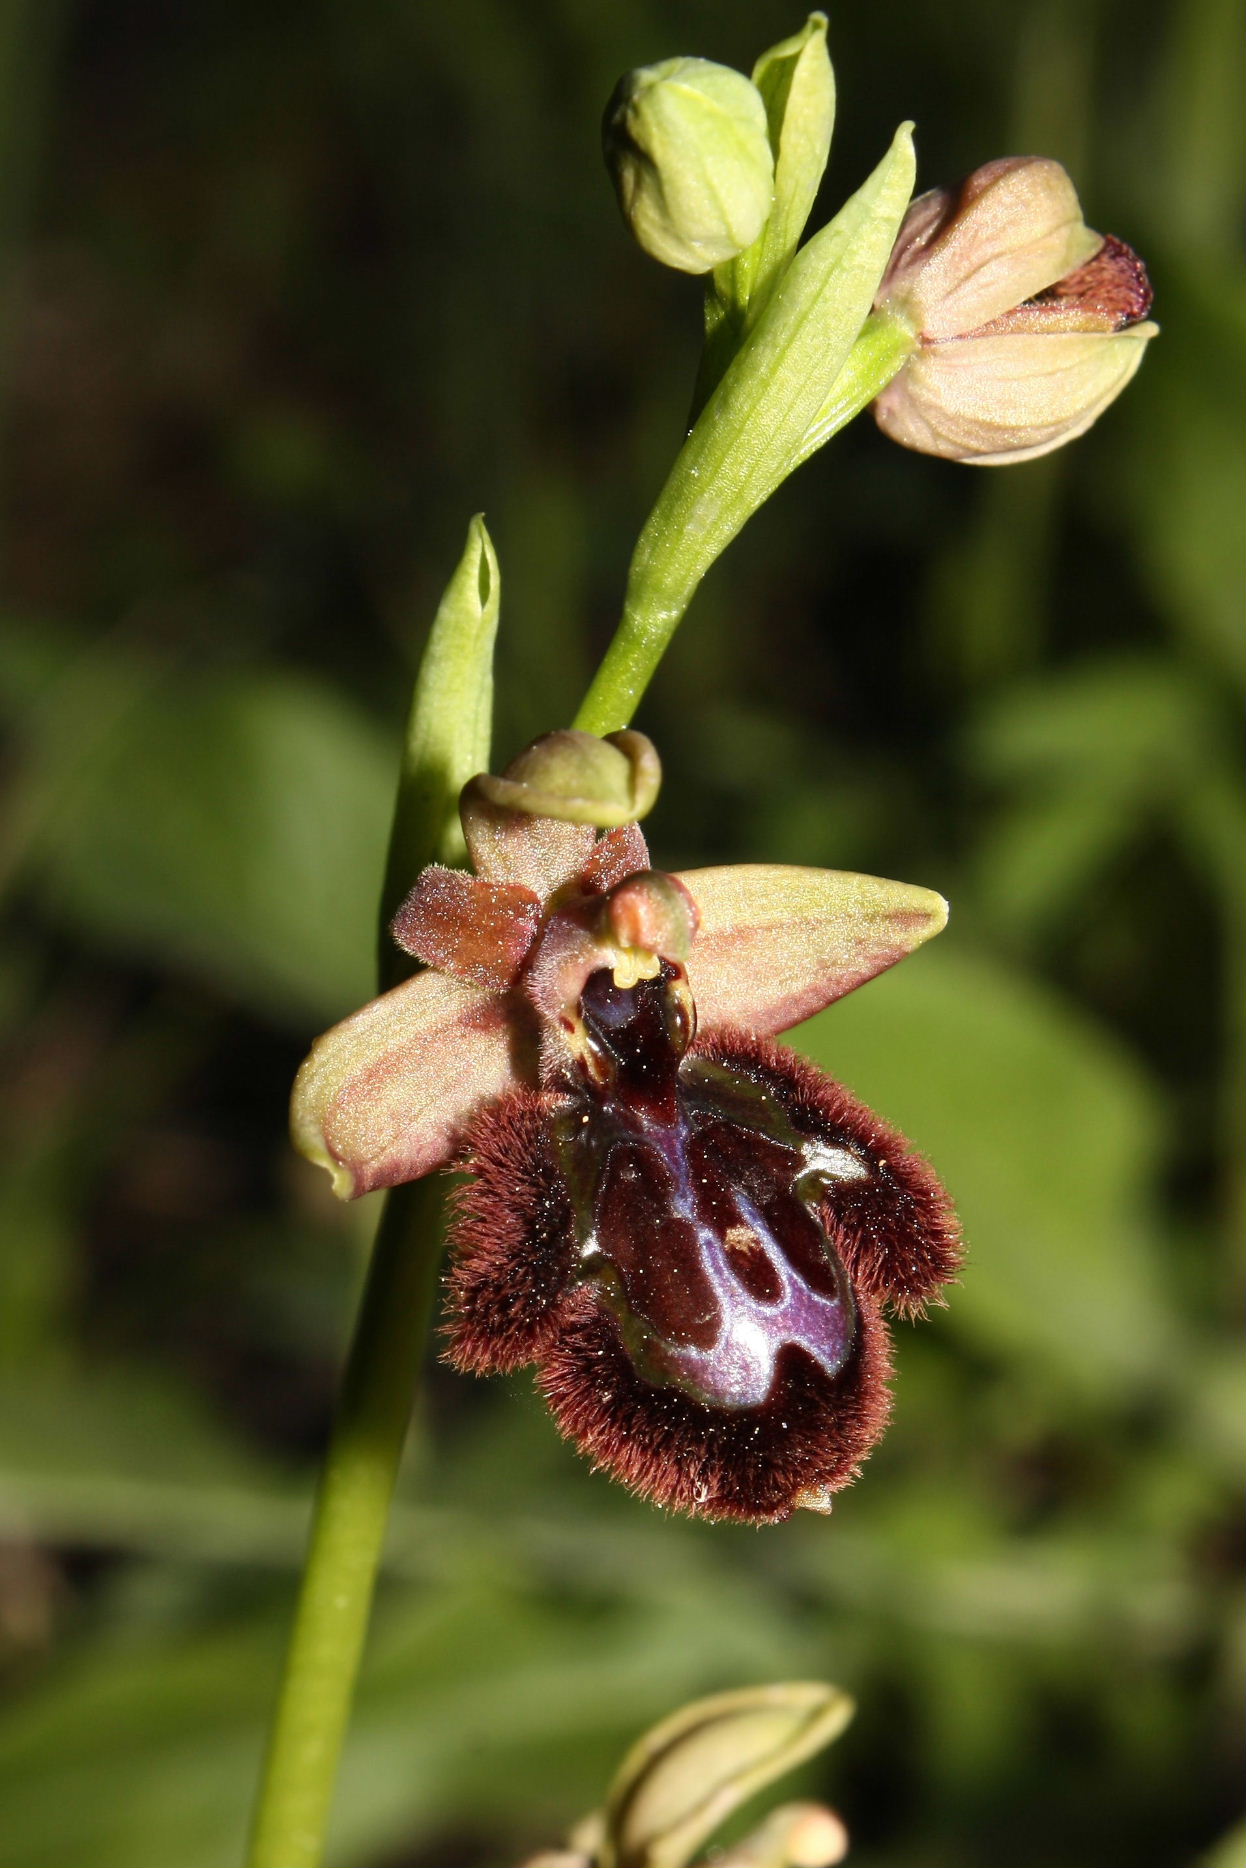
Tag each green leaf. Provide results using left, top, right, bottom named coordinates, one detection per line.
left=576, top=125, right=915, bottom=734
left=27, top=668, right=394, bottom=1025
left=746, top=13, right=835, bottom=305
left=636, top=123, right=914, bottom=609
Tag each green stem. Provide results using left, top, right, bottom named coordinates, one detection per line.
left=245, top=518, right=497, bottom=1868
left=245, top=1177, right=443, bottom=1868
left=573, top=314, right=912, bottom=737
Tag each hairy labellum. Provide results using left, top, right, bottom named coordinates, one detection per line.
left=446, top=963, right=959, bottom=1523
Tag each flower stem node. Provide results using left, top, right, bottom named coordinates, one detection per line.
left=604, top=58, right=775, bottom=274
left=290, top=745, right=959, bottom=1520
left=872, top=156, right=1157, bottom=463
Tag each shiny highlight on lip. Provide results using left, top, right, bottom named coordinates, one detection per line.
left=555, top=976, right=862, bottom=1409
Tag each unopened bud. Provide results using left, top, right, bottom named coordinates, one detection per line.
left=716, top=1802, right=850, bottom=1868
left=604, top=58, right=774, bottom=274
left=872, top=156, right=1156, bottom=463
left=469, top=729, right=661, bottom=827
left=605, top=872, right=699, bottom=966
left=600, top=1683, right=855, bottom=1868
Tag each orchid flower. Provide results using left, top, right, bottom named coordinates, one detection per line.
left=292, top=730, right=959, bottom=1522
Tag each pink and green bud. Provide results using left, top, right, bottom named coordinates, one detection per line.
left=872, top=156, right=1156, bottom=463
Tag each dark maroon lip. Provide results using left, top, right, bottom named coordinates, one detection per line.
left=442, top=964, right=961, bottom=1524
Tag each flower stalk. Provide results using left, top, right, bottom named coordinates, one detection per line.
left=575, top=124, right=915, bottom=737
left=575, top=307, right=914, bottom=737
left=244, top=1178, right=443, bottom=1868
left=245, top=518, right=500, bottom=1868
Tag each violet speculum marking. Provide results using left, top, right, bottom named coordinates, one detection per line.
left=555, top=962, right=865, bottom=1410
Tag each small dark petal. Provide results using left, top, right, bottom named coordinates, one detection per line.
left=445, top=1089, right=575, bottom=1373
left=537, top=1292, right=893, bottom=1523
left=578, top=822, right=653, bottom=894
left=391, top=867, right=542, bottom=989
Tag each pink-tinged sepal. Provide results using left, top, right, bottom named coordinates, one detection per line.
left=391, top=867, right=541, bottom=990
left=880, top=158, right=1102, bottom=343
left=674, top=864, right=948, bottom=1038
left=290, top=969, right=524, bottom=1199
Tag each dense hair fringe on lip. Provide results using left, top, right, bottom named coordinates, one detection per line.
left=443, top=1087, right=573, bottom=1375
left=538, top=1292, right=894, bottom=1522
left=689, top=1026, right=963, bottom=1318
left=441, top=1028, right=960, bottom=1524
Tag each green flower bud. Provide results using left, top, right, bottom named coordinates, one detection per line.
left=466, top=729, right=662, bottom=827
left=604, top=57, right=775, bottom=274
left=598, top=1683, right=855, bottom=1868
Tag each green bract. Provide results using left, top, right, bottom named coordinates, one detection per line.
left=578, top=124, right=917, bottom=735
left=704, top=13, right=836, bottom=394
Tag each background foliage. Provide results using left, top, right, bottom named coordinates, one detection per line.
left=0, top=2, right=1242, bottom=1864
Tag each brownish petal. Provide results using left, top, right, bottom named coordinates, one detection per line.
left=290, top=969, right=523, bottom=1199
left=675, top=864, right=948, bottom=1036
left=390, top=866, right=542, bottom=989
left=875, top=322, right=1156, bottom=464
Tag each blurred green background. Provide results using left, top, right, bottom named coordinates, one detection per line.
left=0, top=2, right=1242, bottom=1865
